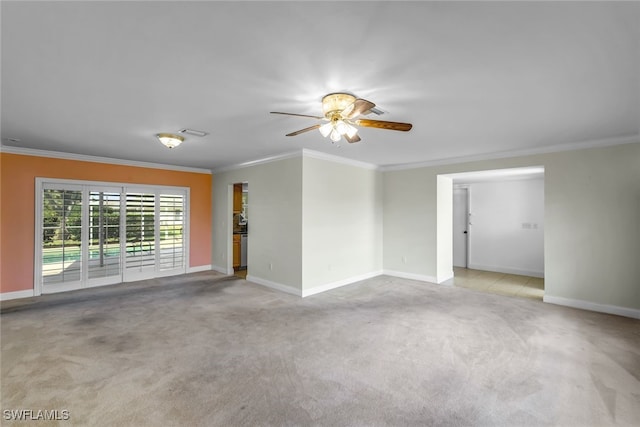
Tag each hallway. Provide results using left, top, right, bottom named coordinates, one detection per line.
left=450, top=267, right=544, bottom=301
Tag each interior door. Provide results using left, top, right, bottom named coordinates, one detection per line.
left=453, top=187, right=469, bottom=268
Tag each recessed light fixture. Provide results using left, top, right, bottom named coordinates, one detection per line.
left=156, top=133, right=184, bottom=149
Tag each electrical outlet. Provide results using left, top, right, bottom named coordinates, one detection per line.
left=402, top=256, right=407, bottom=264
left=269, top=262, right=273, bottom=271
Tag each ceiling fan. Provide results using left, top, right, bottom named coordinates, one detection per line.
left=271, top=93, right=412, bottom=144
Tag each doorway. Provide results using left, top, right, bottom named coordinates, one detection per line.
left=452, top=186, right=469, bottom=268
left=231, top=182, right=248, bottom=279
left=444, top=167, right=545, bottom=300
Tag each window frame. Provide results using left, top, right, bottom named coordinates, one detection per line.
left=34, top=178, right=190, bottom=296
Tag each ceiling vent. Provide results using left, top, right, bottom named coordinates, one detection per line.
left=178, top=128, right=208, bottom=137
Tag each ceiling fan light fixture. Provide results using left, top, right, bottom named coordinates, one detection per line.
left=345, top=124, right=358, bottom=138
left=271, top=92, right=412, bottom=144
left=329, top=128, right=342, bottom=142
left=335, top=120, right=348, bottom=135
left=321, top=93, right=356, bottom=116
left=334, top=120, right=358, bottom=138
left=319, top=122, right=333, bottom=137
left=156, top=133, right=184, bottom=149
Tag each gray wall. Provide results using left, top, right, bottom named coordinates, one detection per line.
left=212, top=156, right=303, bottom=292
left=383, top=142, right=640, bottom=312
left=211, top=143, right=639, bottom=314
left=302, top=156, right=383, bottom=291
left=383, top=167, right=440, bottom=281
left=544, top=144, right=640, bottom=310
left=212, top=154, right=384, bottom=295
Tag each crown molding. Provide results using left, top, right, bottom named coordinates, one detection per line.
left=211, top=150, right=303, bottom=174
left=301, top=149, right=378, bottom=170
left=0, top=145, right=212, bottom=174
left=379, top=134, right=640, bottom=172
left=215, top=134, right=639, bottom=175
left=5, top=133, right=637, bottom=176
left=212, top=149, right=378, bottom=174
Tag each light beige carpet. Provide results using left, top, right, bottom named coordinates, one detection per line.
left=2, top=272, right=639, bottom=426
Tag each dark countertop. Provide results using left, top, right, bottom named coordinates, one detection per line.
left=233, top=224, right=248, bottom=235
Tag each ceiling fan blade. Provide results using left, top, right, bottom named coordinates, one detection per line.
left=341, top=99, right=376, bottom=119
left=345, top=133, right=361, bottom=143
left=285, top=124, right=321, bottom=137
left=271, top=111, right=325, bottom=120
left=354, top=119, right=412, bottom=132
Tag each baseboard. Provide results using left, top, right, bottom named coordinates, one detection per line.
left=187, top=264, right=212, bottom=274
left=0, top=289, right=35, bottom=301
left=543, top=295, right=640, bottom=320
left=302, top=270, right=383, bottom=297
left=382, top=270, right=438, bottom=284
left=210, top=265, right=228, bottom=274
left=467, top=263, right=544, bottom=278
left=245, top=275, right=302, bottom=297
left=437, top=271, right=455, bottom=285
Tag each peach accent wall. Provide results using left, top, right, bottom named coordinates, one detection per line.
left=0, top=153, right=212, bottom=294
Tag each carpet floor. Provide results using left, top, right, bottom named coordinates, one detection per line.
left=1, top=272, right=639, bottom=426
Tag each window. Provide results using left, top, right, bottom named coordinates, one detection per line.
left=42, top=187, right=83, bottom=287
left=88, top=190, right=121, bottom=280
left=36, top=179, right=189, bottom=295
left=159, top=194, right=185, bottom=271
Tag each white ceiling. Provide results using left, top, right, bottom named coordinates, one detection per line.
left=2, top=1, right=638, bottom=171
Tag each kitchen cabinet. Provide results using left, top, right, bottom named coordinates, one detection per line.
left=233, top=184, right=243, bottom=213
left=233, top=234, right=241, bottom=268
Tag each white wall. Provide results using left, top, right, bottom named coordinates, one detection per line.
left=210, top=143, right=640, bottom=317
left=383, top=167, right=439, bottom=282
left=212, top=156, right=303, bottom=293
left=383, top=142, right=640, bottom=315
left=301, top=156, right=383, bottom=293
left=467, top=178, right=544, bottom=277
left=212, top=152, right=384, bottom=296
left=436, top=176, right=453, bottom=282
left=544, top=144, right=640, bottom=314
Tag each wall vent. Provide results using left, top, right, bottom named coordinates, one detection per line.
left=178, top=129, right=208, bottom=137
